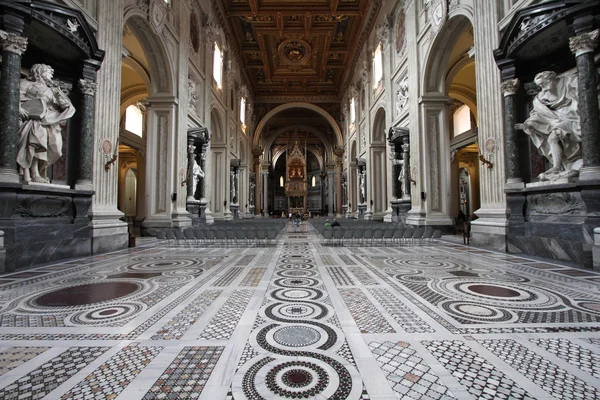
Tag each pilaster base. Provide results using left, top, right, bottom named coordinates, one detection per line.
left=142, top=216, right=173, bottom=236
left=172, top=207, right=192, bottom=228
left=578, top=166, right=600, bottom=181
left=0, top=168, right=19, bottom=183
left=89, top=209, right=128, bottom=254
left=470, top=209, right=508, bottom=251
left=357, top=204, right=367, bottom=220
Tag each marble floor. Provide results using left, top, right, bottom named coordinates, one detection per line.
left=0, top=223, right=599, bottom=399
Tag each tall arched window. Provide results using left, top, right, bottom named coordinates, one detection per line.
left=453, top=105, right=472, bottom=137
left=373, top=43, right=383, bottom=88
left=240, top=97, right=246, bottom=128
left=280, top=176, right=284, bottom=187
left=213, top=42, right=223, bottom=89
left=125, top=104, right=143, bottom=137
left=312, top=176, right=316, bottom=187
left=350, top=98, right=356, bottom=124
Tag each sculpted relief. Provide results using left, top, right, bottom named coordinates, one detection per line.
left=516, top=70, right=582, bottom=182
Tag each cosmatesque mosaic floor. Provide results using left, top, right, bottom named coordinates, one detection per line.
left=0, top=223, right=599, bottom=399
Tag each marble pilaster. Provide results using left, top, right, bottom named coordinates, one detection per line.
left=0, top=28, right=27, bottom=183
left=470, top=0, right=509, bottom=251
left=89, top=0, right=127, bottom=253
left=570, top=29, right=600, bottom=181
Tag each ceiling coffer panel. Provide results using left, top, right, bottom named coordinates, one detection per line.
left=220, top=0, right=374, bottom=102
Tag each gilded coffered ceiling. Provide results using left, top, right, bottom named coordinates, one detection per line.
left=215, top=0, right=379, bottom=108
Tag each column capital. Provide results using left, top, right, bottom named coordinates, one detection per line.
left=570, top=29, right=600, bottom=57
left=0, top=30, right=27, bottom=55
left=78, top=79, right=98, bottom=96
left=500, top=78, right=520, bottom=96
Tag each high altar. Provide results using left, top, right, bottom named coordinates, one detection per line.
left=285, top=139, right=308, bottom=213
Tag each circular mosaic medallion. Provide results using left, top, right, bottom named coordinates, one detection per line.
left=273, top=326, right=321, bottom=347
left=266, top=302, right=331, bottom=320
left=270, top=288, right=324, bottom=302
left=67, top=302, right=145, bottom=325
left=34, top=282, right=140, bottom=307
left=265, top=361, right=327, bottom=396
left=279, top=263, right=314, bottom=270
left=274, top=277, right=320, bottom=287
left=127, top=257, right=204, bottom=271
left=441, top=300, right=515, bottom=323
left=232, top=354, right=363, bottom=400
left=279, top=257, right=313, bottom=265
left=468, top=284, right=520, bottom=298
left=277, top=269, right=317, bottom=278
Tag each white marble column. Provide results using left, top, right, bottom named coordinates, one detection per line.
left=90, top=0, right=128, bottom=252
left=470, top=0, right=508, bottom=250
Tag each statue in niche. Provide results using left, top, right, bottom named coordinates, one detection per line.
left=398, top=161, right=406, bottom=198
left=360, top=170, right=366, bottom=203
left=515, top=70, right=582, bottom=181
left=17, top=64, right=76, bottom=183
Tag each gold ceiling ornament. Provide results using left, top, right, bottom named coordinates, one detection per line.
left=278, top=39, right=312, bottom=66
left=316, top=15, right=349, bottom=22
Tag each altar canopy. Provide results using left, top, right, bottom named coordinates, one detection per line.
left=285, top=138, right=307, bottom=197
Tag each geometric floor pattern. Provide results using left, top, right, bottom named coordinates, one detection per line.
left=0, top=222, right=599, bottom=399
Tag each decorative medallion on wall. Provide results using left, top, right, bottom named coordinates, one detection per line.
left=190, top=10, right=200, bottom=53
left=101, top=139, right=112, bottom=155
left=429, top=0, right=448, bottom=32
left=149, top=0, right=167, bottom=35
left=484, top=138, right=497, bottom=155
left=278, top=39, right=312, bottom=66
left=395, top=8, right=406, bottom=54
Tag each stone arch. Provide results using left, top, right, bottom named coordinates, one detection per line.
left=272, top=146, right=324, bottom=171
left=253, top=103, right=343, bottom=149
left=372, top=107, right=387, bottom=143
left=370, top=107, right=388, bottom=215
left=123, top=10, right=174, bottom=95
left=262, top=125, right=334, bottom=160
left=423, top=15, right=474, bottom=94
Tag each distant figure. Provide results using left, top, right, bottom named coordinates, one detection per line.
left=331, top=219, right=341, bottom=228
left=324, top=219, right=332, bottom=228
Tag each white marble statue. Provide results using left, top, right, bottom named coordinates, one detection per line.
left=515, top=70, right=582, bottom=181
left=17, top=64, right=76, bottom=183
left=360, top=170, right=366, bottom=203
left=398, top=160, right=406, bottom=198
left=192, top=157, right=204, bottom=198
